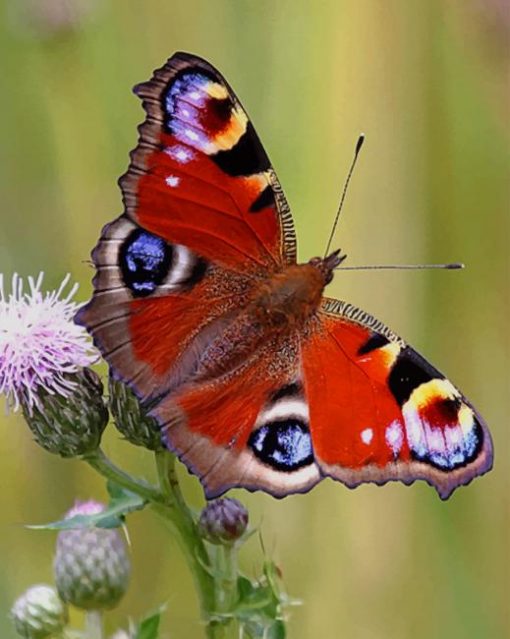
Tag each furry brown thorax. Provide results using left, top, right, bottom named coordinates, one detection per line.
left=194, top=253, right=343, bottom=382
left=249, top=254, right=341, bottom=330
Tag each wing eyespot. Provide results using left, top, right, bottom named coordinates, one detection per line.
left=119, top=229, right=173, bottom=297
left=248, top=420, right=314, bottom=472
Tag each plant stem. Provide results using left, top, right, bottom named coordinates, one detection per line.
left=85, top=610, right=103, bottom=639
left=213, top=544, right=239, bottom=615
left=84, top=447, right=230, bottom=638
left=153, top=452, right=218, bottom=631
left=83, top=448, right=162, bottom=503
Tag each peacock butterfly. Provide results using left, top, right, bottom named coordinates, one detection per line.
left=76, top=52, right=493, bottom=500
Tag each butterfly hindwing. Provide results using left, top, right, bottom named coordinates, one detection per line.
left=301, top=298, right=493, bottom=499
left=155, top=336, right=322, bottom=498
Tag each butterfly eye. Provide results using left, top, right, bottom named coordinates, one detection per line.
left=248, top=420, right=314, bottom=472
left=119, top=229, right=173, bottom=297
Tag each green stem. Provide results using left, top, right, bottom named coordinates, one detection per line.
left=84, top=447, right=228, bottom=638
left=84, top=448, right=162, bottom=503
left=84, top=610, right=103, bottom=639
left=213, top=544, right=239, bottom=615
left=153, top=452, right=218, bottom=627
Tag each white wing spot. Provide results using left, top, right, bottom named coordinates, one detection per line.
left=385, top=420, right=404, bottom=455
left=165, top=175, right=180, bottom=188
left=361, top=428, right=373, bottom=445
left=165, top=145, right=194, bottom=164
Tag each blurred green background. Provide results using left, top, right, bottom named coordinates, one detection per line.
left=0, top=1, right=508, bottom=638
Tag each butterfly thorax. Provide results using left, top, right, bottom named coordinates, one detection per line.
left=192, top=262, right=329, bottom=383
left=249, top=262, right=327, bottom=330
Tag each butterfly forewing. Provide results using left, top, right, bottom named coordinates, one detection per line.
left=122, top=51, right=296, bottom=271
left=77, top=52, right=296, bottom=401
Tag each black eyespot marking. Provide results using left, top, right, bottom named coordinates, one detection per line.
left=248, top=420, right=314, bottom=472
left=436, top=397, right=462, bottom=422
left=119, top=229, right=173, bottom=297
left=270, top=383, right=302, bottom=403
left=357, top=333, right=390, bottom=355
left=212, top=122, right=270, bottom=177
left=249, top=185, right=275, bottom=213
left=206, top=97, right=232, bottom=129
left=388, top=347, right=443, bottom=406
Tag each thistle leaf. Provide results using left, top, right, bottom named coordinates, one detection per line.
left=28, top=481, right=146, bottom=530
left=134, top=606, right=165, bottom=639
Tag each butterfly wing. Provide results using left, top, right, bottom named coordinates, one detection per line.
left=155, top=334, right=322, bottom=498
left=300, top=298, right=493, bottom=499
left=123, top=51, right=296, bottom=271
left=77, top=52, right=296, bottom=401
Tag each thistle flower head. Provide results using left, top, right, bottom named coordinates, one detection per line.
left=198, top=498, right=249, bottom=546
left=54, top=500, right=131, bottom=610
left=10, top=584, right=68, bottom=639
left=0, top=273, right=96, bottom=412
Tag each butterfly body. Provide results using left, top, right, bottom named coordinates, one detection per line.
left=249, top=259, right=333, bottom=327
left=76, top=51, right=493, bottom=500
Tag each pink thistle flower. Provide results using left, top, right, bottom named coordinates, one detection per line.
left=0, top=273, right=97, bottom=412
left=65, top=499, right=105, bottom=519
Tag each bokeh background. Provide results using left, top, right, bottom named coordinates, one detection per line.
left=0, top=1, right=508, bottom=638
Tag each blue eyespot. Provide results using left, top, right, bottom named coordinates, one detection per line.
left=248, top=420, right=314, bottom=472
left=119, top=229, right=172, bottom=297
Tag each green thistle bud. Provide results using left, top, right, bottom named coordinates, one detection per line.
left=198, top=498, right=249, bottom=545
left=54, top=501, right=131, bottom=610
left=109, top=377, right=163, bottom=451
left=22, top=368, right=108, bottom=458
left=11, top=584, right=68, bottom=639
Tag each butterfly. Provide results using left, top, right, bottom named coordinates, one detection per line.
left=76, top=51, right=493, bottom=500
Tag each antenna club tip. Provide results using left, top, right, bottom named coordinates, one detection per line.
left=355, top=134, right=365, bottom=154
left=447, top=262, right=465, bottom=270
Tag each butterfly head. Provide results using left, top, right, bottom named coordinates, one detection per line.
left=308, top=249, right=346, bottom=285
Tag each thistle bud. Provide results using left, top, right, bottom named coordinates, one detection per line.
left=22, top=368, right=108, bottom=457
left=11, top=584, right=68, bottom=639
left=109, top=377, right=163, bottom=451
left=54, top=500, right=131, bottom=610
left=198, top=498, right=248, bottom=545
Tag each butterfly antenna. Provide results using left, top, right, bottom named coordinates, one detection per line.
left=335, top=262, right=465, bottom=271
left=324, top=134, right=365, bottom=258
